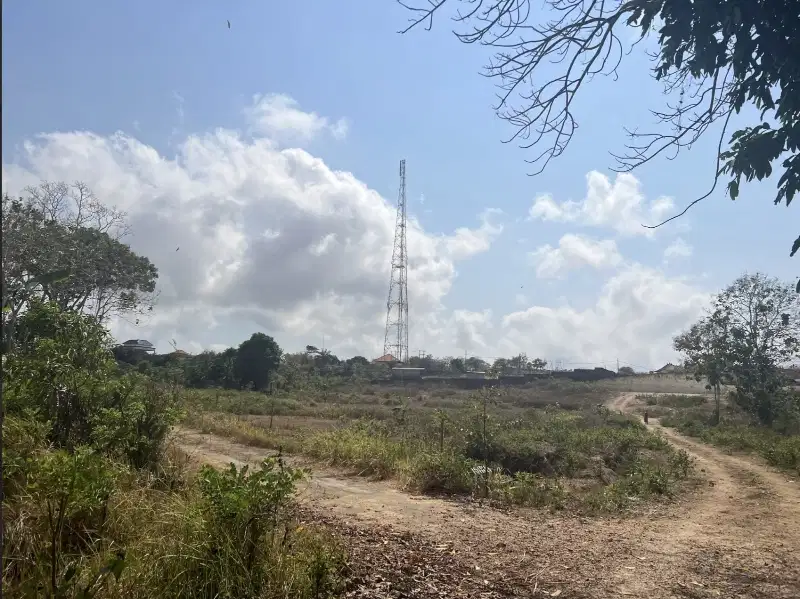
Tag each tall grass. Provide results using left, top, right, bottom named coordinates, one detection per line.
left=191, top=402, right=694, bottom=514
left=660, top=409, right=800, bottom=474
left=2, top=422, right=345, bottom=599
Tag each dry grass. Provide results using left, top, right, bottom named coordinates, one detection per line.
left=184, top=382, right=695, bottom=514
left=603, top=374, right=712, bottom=394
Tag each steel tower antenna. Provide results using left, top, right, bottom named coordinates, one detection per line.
left=383, top=160, right=409, bottom=363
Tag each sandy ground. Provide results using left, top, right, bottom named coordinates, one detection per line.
left=175, top=392, right=800, bottom=598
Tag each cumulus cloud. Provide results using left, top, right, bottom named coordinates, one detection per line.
left=663, top=237, right=693, bottom=262
left=529, top=234, right=622, bottom=279
left=1, top=124, right=500, bottom=358
left=528, top=171, right=675, bottom=236
left=2, top=98, right=711, bottom=369
left=500, top=264, right=711, bottom=368
left=243, top=93, right=349, bottom=142
left=451, top=309, right=494, bottom=354
left=445, top=209, right=503, bottom=260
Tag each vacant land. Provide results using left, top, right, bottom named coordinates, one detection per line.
left=177, top=386, right=800, bottom=598
left=184, top=379, right=696, bottom=513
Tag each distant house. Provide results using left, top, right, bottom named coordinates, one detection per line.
left=119, top=339, right=156, bottom=354
left=372, top=353, right=400, bottom=366
left=168, top=349, right=190, bottom=359
left=391, top=367, right=425, bottom=381
left=655, top=363, right=683, bottom=375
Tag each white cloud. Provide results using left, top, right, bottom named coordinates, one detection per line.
left=451, top=309, right=493, bottom=353
left=529, top=234, right=622, bottom=279
left=663, top=237, right=693, bottom=262
left=500, top=264, right=711, bottom=368
left=2, top=99, right=711, bottom=370
left=528, top=171, right=675, bottom=236
left=1, top=123, right=499, bottom=359
left=243, top=93, right=349, bottom=142
left=444, top=209, right=503, bottom=260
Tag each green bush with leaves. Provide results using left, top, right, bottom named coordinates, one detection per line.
left=3, top=301, right=183, bottom=469
left=3, top=446, right=126, bottom=598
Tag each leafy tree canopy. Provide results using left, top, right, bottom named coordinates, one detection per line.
left=235, top=333, right=283, bottom=391
left=2, top=182, right=158, bottom=334
left=674, top=272, right=800, bottom=426
left=400, top=0, right=799, bottom=272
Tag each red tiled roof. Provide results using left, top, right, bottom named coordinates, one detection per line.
left=373, top=353, right=398, bottom=363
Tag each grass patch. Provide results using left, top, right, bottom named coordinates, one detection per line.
left=637, top=393, right=708, bottom=409
left=660, top=409, right=800, bottom=474
left=189, top=399, right=694, bottom=514
left=3, top=414, right=346, bottom=599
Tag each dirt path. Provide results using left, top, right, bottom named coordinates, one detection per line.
left=175, top=396, right=800, bottom=598
left=605, top=393, right=800, bottom=597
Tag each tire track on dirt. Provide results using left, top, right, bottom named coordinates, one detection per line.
left=174, top=397, right=800, bottom=598
left=607, top=393, right=800, bottom=597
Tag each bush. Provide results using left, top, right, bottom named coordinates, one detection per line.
left=3, top=302, right=183, bottom=470
left=661, top=411, right=800, bottom=474
left=400, top=451, right=474, bottom=495
left=3, top=445, right=125, bottom=598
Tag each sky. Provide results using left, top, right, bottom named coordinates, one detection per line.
left=2, top=1, right=797, bottom=371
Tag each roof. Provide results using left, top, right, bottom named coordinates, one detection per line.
left=122, top=339, right=154, bottom=348
left=655, top=363, right=682, bottom=373
left=373, top=353, right=398, bottom=363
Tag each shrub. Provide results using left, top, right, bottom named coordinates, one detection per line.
left=3, top=302, right=183, bottom=470
left=3, top=446, right=125, bottom=598
left=400, top=451, right=474, bottom=495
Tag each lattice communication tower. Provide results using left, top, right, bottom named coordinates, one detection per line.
left=383, top=159, right=409, bottom=363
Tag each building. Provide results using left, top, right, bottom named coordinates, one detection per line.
left=119, top=339, right=156, bottom=354
left=372, top=353, right=400, bottom=366
left=390, top=367, right=425, bottom=380
left=654, top=363, right=684, bottom=375
left=463, top=371, right=487, bottom=380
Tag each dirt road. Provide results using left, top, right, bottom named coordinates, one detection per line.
left=176, top=394, right=800, bottom=598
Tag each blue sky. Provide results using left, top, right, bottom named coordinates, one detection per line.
left=3, top=1, right=797, bottom=369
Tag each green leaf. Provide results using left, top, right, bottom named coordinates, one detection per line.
left=728, top=180, right=739, bottom=200
left=104, top=552, right=127, bottom=582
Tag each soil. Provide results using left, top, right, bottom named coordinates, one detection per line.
left=175, top=392, right=800, bottom=598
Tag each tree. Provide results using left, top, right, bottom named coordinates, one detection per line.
left=465, top=356, right=490, bottom=372
left=530, top=358, right=548, bottom=371
left=511, top=353, right=528, bottom=372
left=491, top=357, right=509, bottom=375
left=347, top=355, right=370, bottom=367
left=2, top=184, right=158, bottom=328
left=714, top=273, right=800, bottom=424
left=674, top=272, right=800, bottom=426
left=400, top=1, right=799, bottom=270
left=617, top=366, right=636, bottom=376
left=234, top=333, right=283, bottom=391
left=449, top=357, right=466, bottom=372
left=674, top=310, right=731, bottom=423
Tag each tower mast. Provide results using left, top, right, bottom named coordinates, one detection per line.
left=383, top=160, right=409, bottom=363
